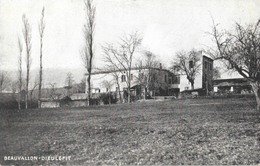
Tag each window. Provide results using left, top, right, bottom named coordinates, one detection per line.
left=204, top=61, right=208, bottom=69
left=185, top=87, right=189, bottom=90
left=169, top=78, right=172, bottom=84
left=209, top=63, right=212, bottom=70
left=116, top=87, right=119, bottom=91
left=165, top=75, right=167, bottom=83
left=176, top=76, right=180, bottom=84
left=106, top=88, right=108, bottom=92
left=121, top=75, right=126, bottom=82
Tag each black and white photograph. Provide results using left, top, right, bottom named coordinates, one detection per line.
left=0, top=0, right=260, bottom=165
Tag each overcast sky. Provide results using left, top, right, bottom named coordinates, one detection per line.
left=1, top=0, right=260, bottom=76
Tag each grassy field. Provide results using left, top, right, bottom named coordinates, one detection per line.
left=0, top=97, right=260, bottom=165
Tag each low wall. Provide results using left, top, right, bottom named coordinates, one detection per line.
left=41, top=101, right=60, bottom=108
left=68, top=100, right=88, bottom=107
left=41, top=99, right=106, bottom=108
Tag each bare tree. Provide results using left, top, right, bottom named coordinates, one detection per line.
left=22, top=14, right=32, bottom=109
left=76, top=78, right=86, bottom=93
left=111, top=68, right=122, bottom=103
left=65, top=72, right=74, bottom=96
left=103, top=32, right=142, bottom=103
left=38, top=7, right=45, bottom=108
left=101, top=64, right=123, bottom=103
left=172, top=50, right=201, bottom=90
left=48, top=83, right=57, bottom=100
left=213, top=67, right=221, bottom=80
left=17, top=36, right=23, bottom=109
left=0, top=71, right=10, bottom=92
left=81, top=0, right=96, bottom=106
left=11, top=81, right=18, bottom=100
left=101, top=80, right=113, bottom=104
left=135, top=51, right=161, bottom=99
left=209, top=19, right=260, bottom=113
left=29, top=76, right=39, bottom=101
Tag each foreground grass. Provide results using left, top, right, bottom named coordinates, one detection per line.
left=0, top=97, right=260, bottom=165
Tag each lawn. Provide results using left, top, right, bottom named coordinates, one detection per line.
left=0, top=97, right=260, bottom=165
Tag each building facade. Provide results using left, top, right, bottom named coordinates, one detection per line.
left=172, top=51, right=214, bottom=95
left=213, top=78, right=252, bottom=94
left=85, top=66, right=180, bottom=100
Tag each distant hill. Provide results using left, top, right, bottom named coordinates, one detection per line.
left=3, top=67, right=87, bottom=89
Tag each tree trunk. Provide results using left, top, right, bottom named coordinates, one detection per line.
left=250, top=81, right=260, bottom=113
left=128, top=69, right=131, bottom=103
left=26, top=67, right=29, bottom=109
left=109, top=91, right=111, bottom=105
left=18, top=63, right=22, bottom=110
left=18, top=92, right=21, bottom=110
left=143, top=87, right=146, bottom=100
left=38, top=41, right=42, bottom=108
left=87, top=75, right=91, bottom=106
left=116, top=77, right=122, bottom=103
left=127, top=87, right=131, bottom=103
left=191, top=82, right=194, bottom=90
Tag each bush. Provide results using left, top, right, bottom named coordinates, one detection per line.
left=59, top=96, right=72, bottom=107
left=0, top=100, right=18, bottom=109
left=0, top=100, right=38, bottom=110
left=99, top=93, right=117, bottom=105
left=28, top=101, right=38, bottom=109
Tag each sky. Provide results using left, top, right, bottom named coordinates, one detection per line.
left=1, top=0, right=260, bottom=83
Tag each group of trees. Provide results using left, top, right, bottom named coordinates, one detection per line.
left=2, top=0, right=259, bottom=114
left=172, top=18, right=260, bottom=114
left=81, top=0, right=96, bottom=106
left=15, top=7, right=45, bottom=109
left=1, top=0, right=94, bottom=108
left=209, top=19, right=260, bottom=114
left=102, top=32, right=142, bottom=103
left=135, top=51, right=165, bottom=99
left=172, top=50, right=202, bottom=90
left=101, top=18, right=260, bottom=116
left=0, top=71, right=10, bottom=92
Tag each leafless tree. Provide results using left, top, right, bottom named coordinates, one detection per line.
left=81, top=0, right=96, bottom=106
left=22, top=14, right=32, bottom=109
left=29, top=76, right=39, bottom=101
left=76, top=78, right=86, bottom=93
left=17, top=36, right=23, bottom=109
left=48, top=83, right=57, bottom=100
left=38, top=7, right=45, bottom=108
left=209, top=18, right=260, bottom=113
left=172, top=50, right=201, bottom=90
left=111, top=67, right=122, bottom=103
left=101, top=80, right=113, bottom=104
left=103, top=32, right=142, bottom=103
left=135, top=51, right=161, bottom=99
left=213, top=67, right=221, bottom=80
left=65, top=72, right=74, bottom=96
left=11, top=81, right=18, bottom=100
left=0, top=71, right=10, bottom=92
left=101, top=64, right=123, bottom=103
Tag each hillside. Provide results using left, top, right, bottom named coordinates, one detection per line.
left=2, top=67, right=86, bottom=89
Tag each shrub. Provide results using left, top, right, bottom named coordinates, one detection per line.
left=99, top=93, right=117, bottom=105
left=0, top=100, right=18, bottom=109
left=0, top=100, right=38, bottom=110
left=60, top=96, right=72, bottom=107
